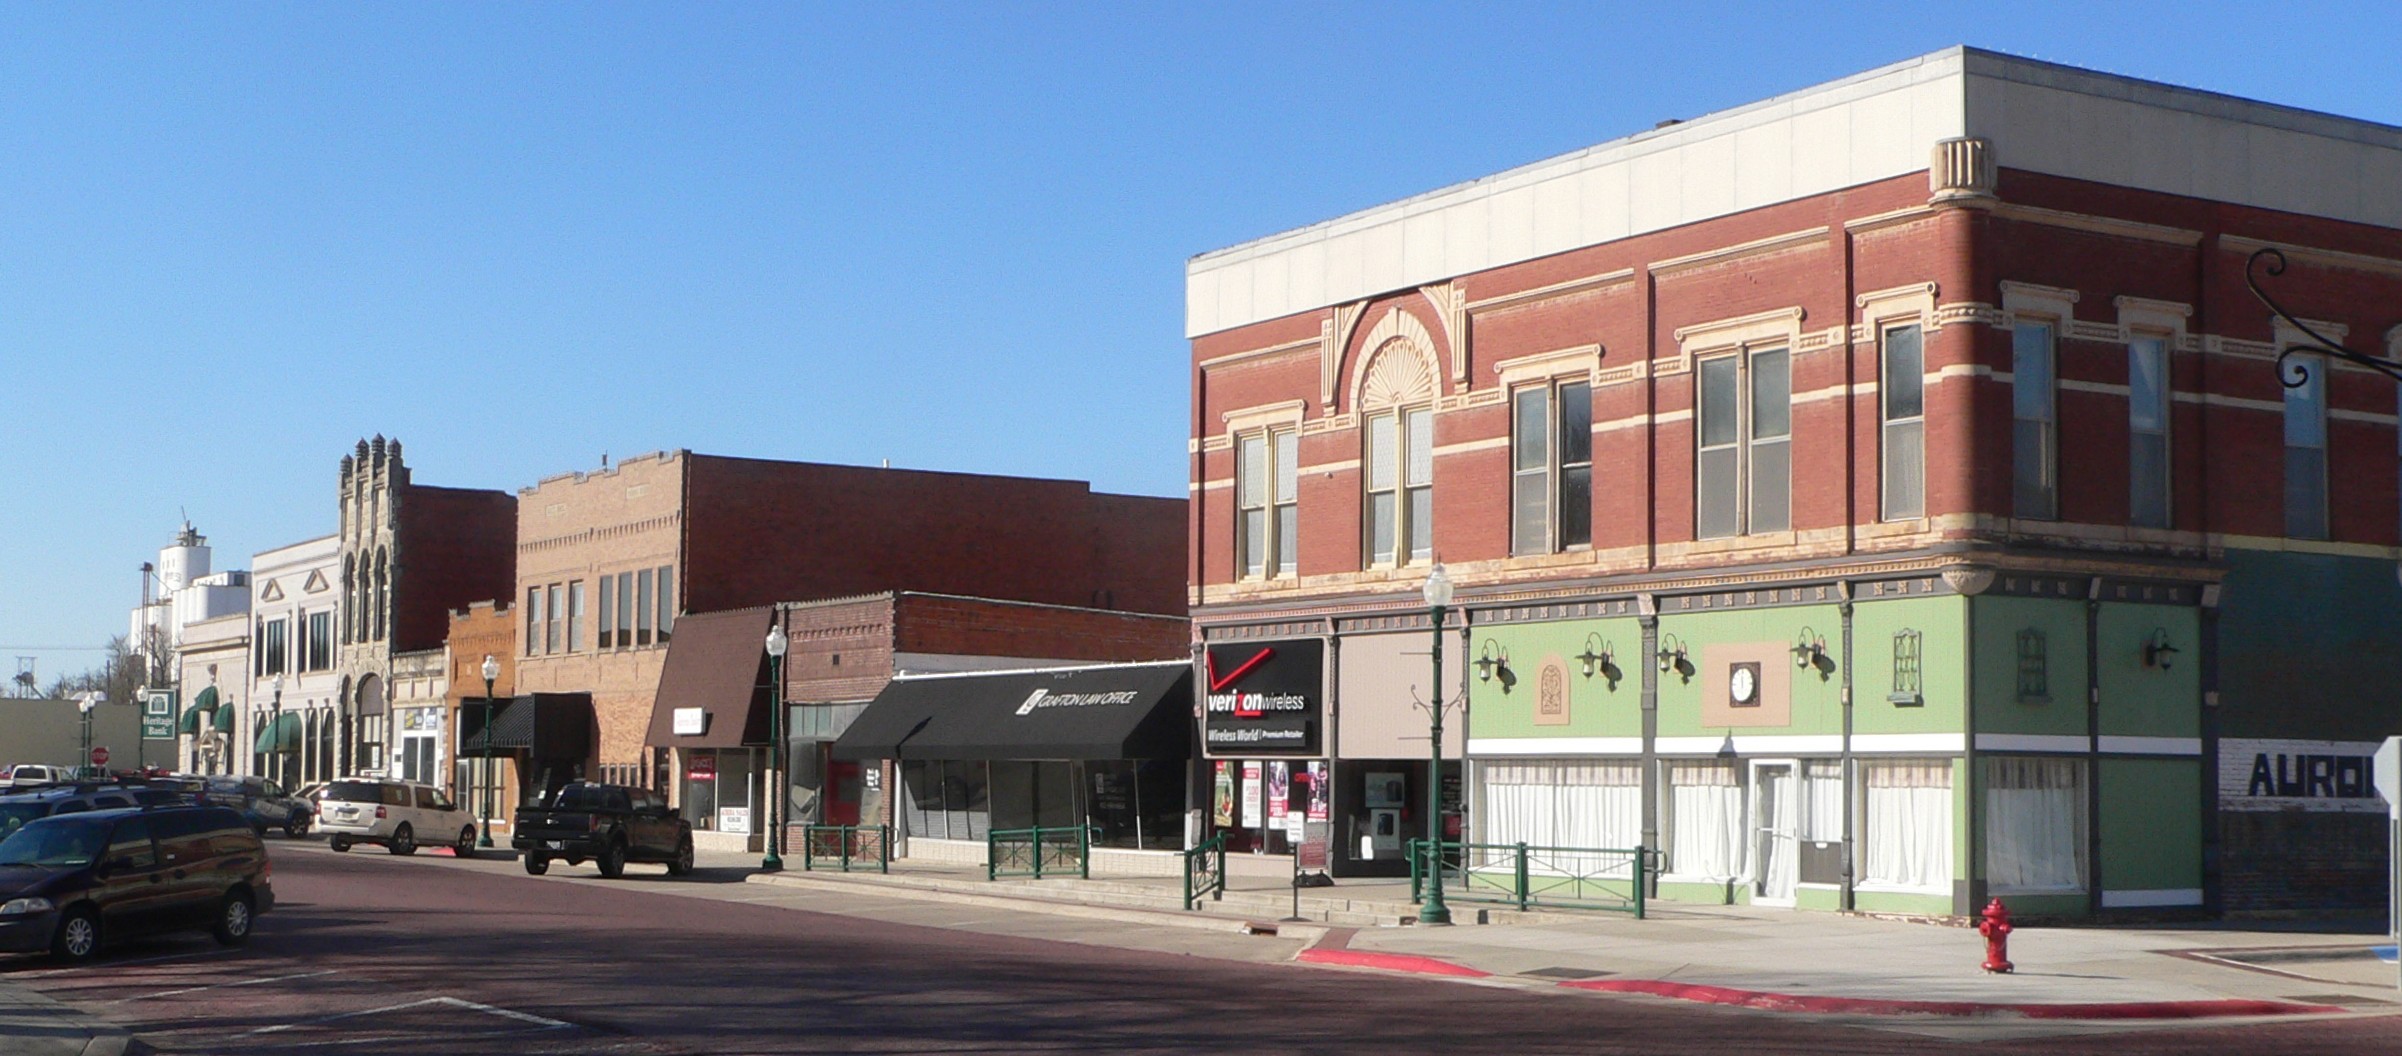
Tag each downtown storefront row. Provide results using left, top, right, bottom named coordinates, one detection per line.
left=1200, top=571, right=2208, bottom=917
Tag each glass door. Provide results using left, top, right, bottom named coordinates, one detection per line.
left=1750, top=760, right=1799, bottom=906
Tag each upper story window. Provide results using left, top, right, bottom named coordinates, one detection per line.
left=2127, top=336, right=2171, bottom=529
left=257, top=618, right=288, bottom=676
left=305, top=611, right=333, bottom=672
left=1365, top=407, right=1432, bottom=566
left=656, top=565, right=675, bottom=643
left=544, top=584, right=563, bottom=654
left=1237, top=430, right=1298, bottom=578
left=2285, top=353, right=2328, bottom=540
left=1511, top=380, right=1592, bottom=554
left=598, top=574, right=616, bottom=648
left=1881, top=325, right=1926, bottom=520
left=1696, top=347, right=1790, bottom=539
left=635, top=568, right=655, bottom=646
left=2012, top=320, right=2060, bottom=520
left=524, top=586, right=544, bottom=656
left=566, top=580, right=585, bottom=653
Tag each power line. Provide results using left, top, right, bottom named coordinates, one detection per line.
left=0, top=645, right=115, bottom=651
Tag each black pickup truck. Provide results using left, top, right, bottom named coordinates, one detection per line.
left=511, top=782, right=694, bottom=879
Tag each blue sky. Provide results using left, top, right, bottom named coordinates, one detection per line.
left=4, top=2, right=2397, bottom=688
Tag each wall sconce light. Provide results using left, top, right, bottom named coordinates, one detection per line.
left=2142, top=628, right=2180, bottom=671
left=1656, top=632, right=1691, bottom=681
left=1475, top=640, right=1513, bottom=689
left=1796, top=624, right=1825, bottom=681
left=1575, top=633, right=1617, bottom=684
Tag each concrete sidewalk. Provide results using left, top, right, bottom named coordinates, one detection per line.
left=0, top=981, right=141, bottom=1056
left=744, top=855, right=2402, bottom=1030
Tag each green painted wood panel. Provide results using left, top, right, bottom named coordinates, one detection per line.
left=2096, top=604, right=2200, bottom=740
left=1464, top=616, right=1645, bottom=741
left=2099, top=757, right=2202, bottom=893
left=1969, top=596, right=2088, bottom=736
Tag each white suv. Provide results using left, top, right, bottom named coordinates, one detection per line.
left=4, top=765, right=69, bottom=790
left=316, top=777, right=478, bottom=856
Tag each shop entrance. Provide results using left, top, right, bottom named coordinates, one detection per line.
left=1751, top=759, right=1799, bottom=906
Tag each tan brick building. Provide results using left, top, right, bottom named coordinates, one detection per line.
left=446, top=601, right=517, bottom=835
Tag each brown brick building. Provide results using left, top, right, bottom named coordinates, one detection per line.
left=511, top=450, right=1187, bottom=848
left=1187, top=49, right=2402, bottom=912
left=446, top=601, right=517, bottom=836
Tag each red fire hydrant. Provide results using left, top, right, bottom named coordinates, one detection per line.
left=1978, top=897, right=2014, bottom=974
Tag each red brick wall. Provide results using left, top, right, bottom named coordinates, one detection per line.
left=681, top=455, right=1187, bottom=617
left=775, top=593, right=1184, bottom=705
left=394, top=486, right=517, bottom=653
left=1190, top=165, right=2402, bottom=595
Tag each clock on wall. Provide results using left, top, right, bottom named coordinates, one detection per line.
left=1729, top=662, right=1761, bottom=708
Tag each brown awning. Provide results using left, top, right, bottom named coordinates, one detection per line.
left=644, top=607, right=774, bottom=749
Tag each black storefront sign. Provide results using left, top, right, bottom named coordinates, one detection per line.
left=1203, top=639, right=1323, bottom=757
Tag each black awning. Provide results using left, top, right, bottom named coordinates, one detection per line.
left=460, top=694, right=594, bottom=760
left=832, top=662, right=1191, bottom=763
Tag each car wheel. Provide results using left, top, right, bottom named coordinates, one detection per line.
left=329, top=835, right=352, bottom=853
left=523, top=854, right=549, bottom=876
left=455, top=826, right=476, bottom=857
left=598, top=837, right=627, bottom=879
left=389, top=823, right=415, bottom=856
left=211, top=892, right=255, bottom=946
left=667, top=835, right=695, bottom=877
left=285, top=812, right=312, bottom=838
left=51, top=907, right=100, bottom=963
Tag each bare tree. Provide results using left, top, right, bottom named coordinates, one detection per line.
left=43, top=634, right=149, bottom=705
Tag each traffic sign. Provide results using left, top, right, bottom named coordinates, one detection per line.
left=90, top=746, right=110, bottom=766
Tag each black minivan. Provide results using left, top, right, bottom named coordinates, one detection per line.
left=0, top=805, right=274, bottom=962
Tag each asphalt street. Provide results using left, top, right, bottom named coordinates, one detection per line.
left=4, top=842, right=2400, bottom=1054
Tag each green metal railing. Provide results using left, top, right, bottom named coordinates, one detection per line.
left=1409, top=839, right=1650, bottom=918
left=800, top=825, right=891, bottom=873
left=986, top=826, right=1092, bottom=880
left=1181, top=833, right=1227, bottom=910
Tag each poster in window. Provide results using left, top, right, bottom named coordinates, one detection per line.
left=1211, top=761, right=1233, bottom=826
left=1306, top=761, right=1329, bottom=821
left=1240, top=761, right=1263, bottom=828
left=1266, top=760, right=1289, bottom=822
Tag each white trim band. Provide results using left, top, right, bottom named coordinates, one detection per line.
left=1850, top=734, right=1965, bottom=754
left=1467, top=737, right=1645, bottom=756
left=1655, top=735, right=1843, bottom=755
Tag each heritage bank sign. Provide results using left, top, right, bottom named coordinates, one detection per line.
left=1202, top=639, right=1323, bottom=757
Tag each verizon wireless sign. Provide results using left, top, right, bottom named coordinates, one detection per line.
left=1202, top=639, right=1323, bottom=756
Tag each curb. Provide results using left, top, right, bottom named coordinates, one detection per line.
left=0, top=982, right=147, bottom=1056
left=742, top=872, right=1330, bottom=943
left=1558, top=979, right=2351, bottom=1019
left=1296, top=948, right=1491, bottom=978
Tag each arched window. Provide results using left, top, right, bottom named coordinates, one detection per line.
left=341, top=556, right=356, bottom=644
left=1354, top=325, right=1439, bottom=567
left=373, top=549, right=389, bottom=641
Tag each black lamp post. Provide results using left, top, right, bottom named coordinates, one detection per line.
left=1419, top=563, right=1455, bottom=927
left=479, top=654, right=499, bottom=848
left=77, top=693, right=98, bottom=779
left=269, top=674, right=284, bottom=788
left=762, top=622, right=789, bottom=872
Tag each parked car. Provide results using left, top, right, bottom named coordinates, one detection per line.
left=0, top=804, right=272, bottom=962
left=4, top=765, right=70, bottom=791
left=199, top=776, right=313, bottom=838
left=315, top=778, right=476, bottom=856
left=513, top=782, right=692, bottom=878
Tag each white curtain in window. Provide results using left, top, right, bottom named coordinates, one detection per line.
left=1478, top=761, right=1639, bottom=873
left=1863, top=760, right=1953, bottom=891
left=1799, top=760, right=1844, bottom=841
left=1984, top=757, right=2082, bottom=891
left=1667, top=761, right=1744, bottom=879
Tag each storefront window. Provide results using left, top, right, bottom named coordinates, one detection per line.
left=901, top=759, right=991, bottom=841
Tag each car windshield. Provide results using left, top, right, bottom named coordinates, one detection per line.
left=0, top=817, right=110, bottom=868
left=0, top=803, right=48, bottom=841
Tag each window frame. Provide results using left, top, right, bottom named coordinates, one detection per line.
left=1361, top=405, right=1433, bottom=567
left=1694, top=345, right=1792, bottom=540
left=1234, top=428, right=1299, bottom=579
left=1511, top=378, right=1594, bottom=555
left=597, top=574, right=615, bottom=650
left=2284, top=351, right=2329, bottom=540
left=2127, top=333, right=2173, bottom=530
left=2008, top=316, right=2065, bottom=523
left=1879, top=324, right=1926, bottom=522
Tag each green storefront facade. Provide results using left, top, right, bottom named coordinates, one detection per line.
left=1462, top=572, right=2203, bottom=918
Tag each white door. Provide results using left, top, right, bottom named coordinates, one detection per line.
left=1751, top=761, right=1799, bottom=906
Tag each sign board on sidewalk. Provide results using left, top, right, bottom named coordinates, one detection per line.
left=1295, top=820, right=1331, bottom=872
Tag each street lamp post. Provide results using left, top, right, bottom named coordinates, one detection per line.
left=762, top=622, right=789, bottom=872
left=479, top=654, right=499, bottom=848
left=269, top=674, right=284, bottom=788
left=1419, top=563, right=1455, bottom=927
left=76, top=693, right=98, bottom=780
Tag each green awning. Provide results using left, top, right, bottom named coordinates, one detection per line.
left=179, top=686, right=219, bottom=736
left=254, top=712, right=303, bottom=754
left=212, top=703, right=236, bottom=734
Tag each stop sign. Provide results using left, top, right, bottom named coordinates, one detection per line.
left=90, top=746, right=109, bottom=766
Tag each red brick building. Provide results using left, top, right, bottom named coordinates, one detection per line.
left=514, top=451, right=1186, bottom=850
left=1188, top=49, right=2401, bottom=912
